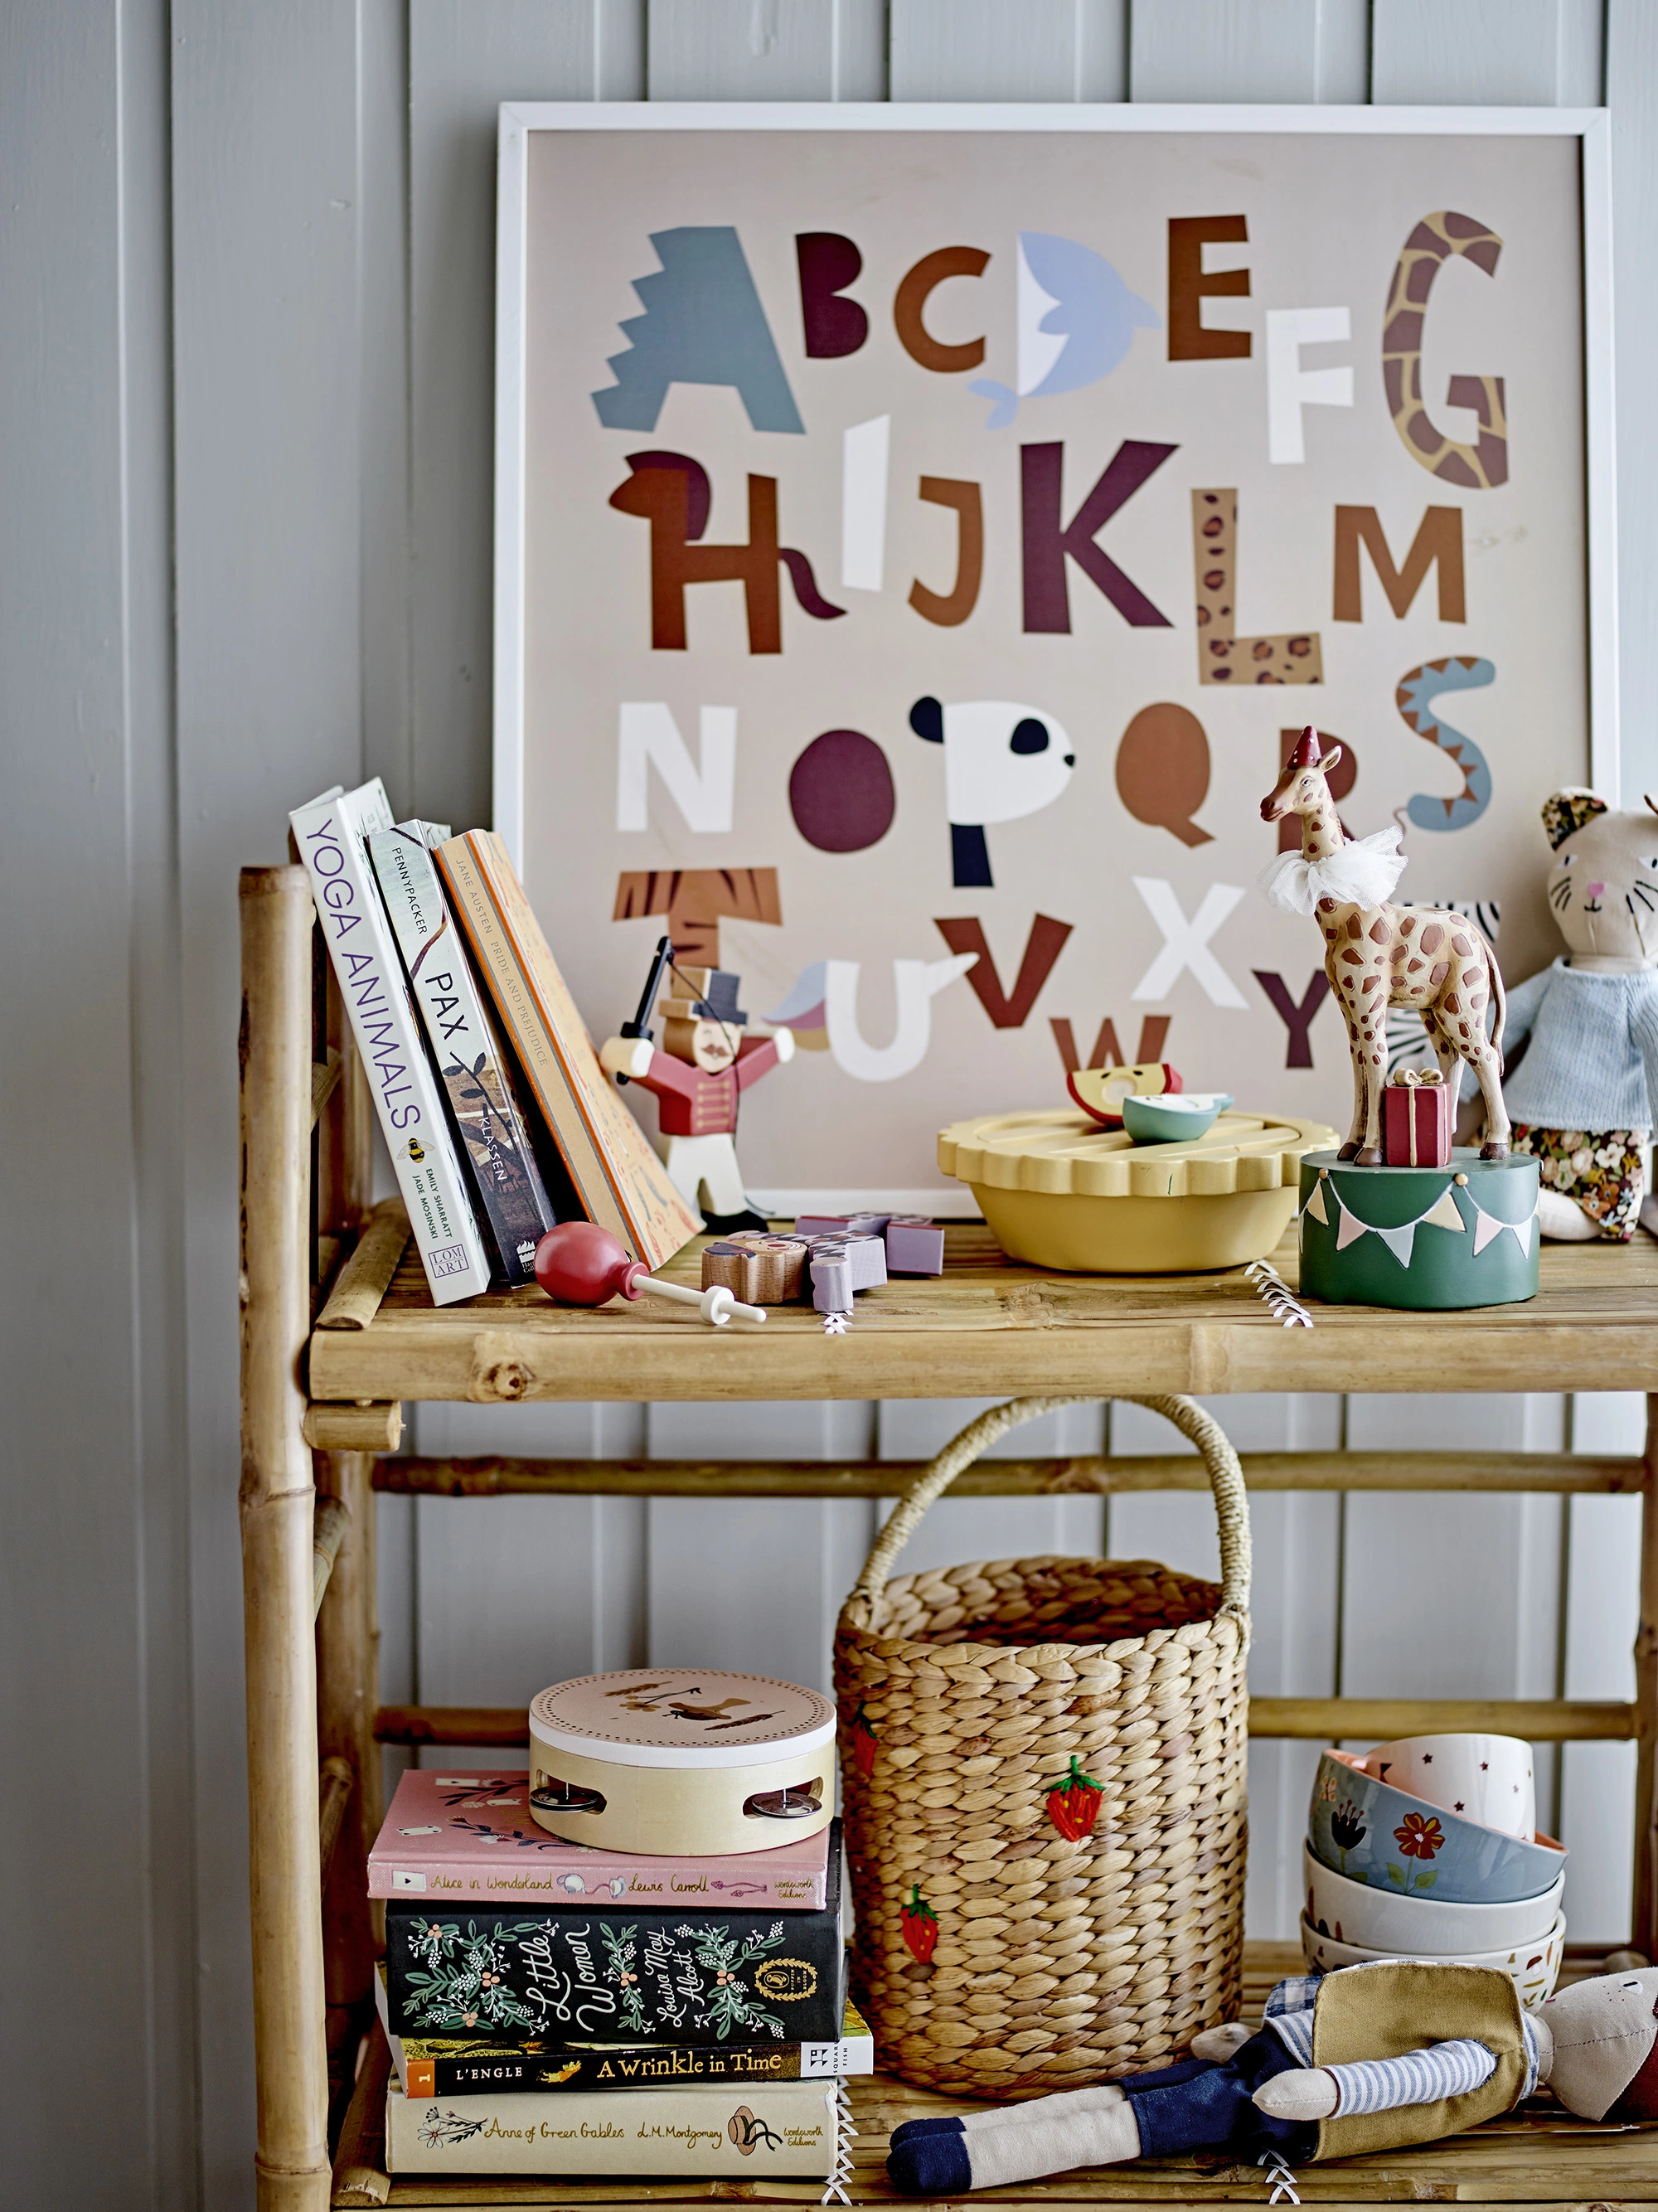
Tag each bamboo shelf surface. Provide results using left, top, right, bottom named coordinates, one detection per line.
left=307, top=1225, right=1658, bottom=1405
left=331, top=1944, right=1658, bottom=2208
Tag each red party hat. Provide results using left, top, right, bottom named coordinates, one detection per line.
left=1286, top=725, right=1321, bottom=769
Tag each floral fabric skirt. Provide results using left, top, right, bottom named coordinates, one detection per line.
left=1512, top=1123, right=1644, bottom=1241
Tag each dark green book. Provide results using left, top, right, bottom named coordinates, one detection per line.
left=384, top=1822, right=842, bottom=2048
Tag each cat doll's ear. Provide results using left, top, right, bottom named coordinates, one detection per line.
left=1542, top=788, right=1608, bottom=850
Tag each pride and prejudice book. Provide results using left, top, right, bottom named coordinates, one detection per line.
left=383, top=1825, right=842, bottom=2047
left=374, top=1966, right=870, bottom=2098
left=369, top=1768, right=834, bottom=1908
left=383, top=2074, right=847, bottom=2179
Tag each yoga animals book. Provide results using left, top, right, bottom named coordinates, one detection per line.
left=290, top=782, right=491, bottom=1304
left=369, top=1768, right=833, bottom=1907
left=382, top=1827, right=843, bottom=2047
left=373, top=1966, right=870, bottom=2098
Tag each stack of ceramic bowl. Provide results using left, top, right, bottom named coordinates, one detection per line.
left=1303, top=1734, right=1567, bottom=2011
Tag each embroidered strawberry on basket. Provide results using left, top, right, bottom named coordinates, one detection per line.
left=1045, top=1756, right=1105, bottom=1841
left=899, top=1885, right=939, bottom=1964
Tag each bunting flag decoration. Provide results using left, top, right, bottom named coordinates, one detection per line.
left=1308, top=1167, right=1538, bottom=1267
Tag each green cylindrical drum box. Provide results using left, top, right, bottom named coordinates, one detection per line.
left=1298, top=1149, right=1540, bottom=1310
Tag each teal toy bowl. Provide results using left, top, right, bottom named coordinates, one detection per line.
left=1310, top=1749, right=1565, bottom=1904
left=1122, top=1091, right=1234, bottom=1144
left=1298, top=1148, right=1539, bottom=1310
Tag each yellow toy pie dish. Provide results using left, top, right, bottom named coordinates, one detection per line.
left=938, top=1107, right=1339, bottom=1273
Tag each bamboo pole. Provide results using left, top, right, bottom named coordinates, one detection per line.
left=314, top=1196, right=410, bottom=1331
left=1635, top=1395, right=1658, bottom=1956
left=303, top=1401, right=402, bottom=1453
left=373, top=1695, right=1640, bottom=1752
left=311, top=1495, right=350, bottom=1618
left=329, top=2021, right=391, bottom=2209
left=1250, top=1696, right=1637, bottom=1744
left=318, top=1754, right=355, bottom=1885
left=240, top=864, right=330, bottom=2212
left=316, top=1448, right=379, bottom=2015
left=370, top=1448, right=1646, bottom=1501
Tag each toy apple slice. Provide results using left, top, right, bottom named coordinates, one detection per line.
left=1066, top=1061, right=1183, bottom=1128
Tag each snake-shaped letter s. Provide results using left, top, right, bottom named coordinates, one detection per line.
left=1395, top=655, right=1494, bottom=832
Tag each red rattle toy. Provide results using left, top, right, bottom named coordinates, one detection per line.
left=532, top=1221, right=764, bottom=1328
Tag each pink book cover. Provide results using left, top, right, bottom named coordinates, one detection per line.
left=368, top=1771, right=831, bottom=1907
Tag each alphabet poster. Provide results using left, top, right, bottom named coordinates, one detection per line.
left=501, top=114, right=1605, bottom=1207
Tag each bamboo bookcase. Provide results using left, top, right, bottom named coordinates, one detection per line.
left=240, top=865, right=1658, bottom=2209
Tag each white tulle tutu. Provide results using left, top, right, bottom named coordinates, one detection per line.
left=1258, top=827, right=1407, bottom=916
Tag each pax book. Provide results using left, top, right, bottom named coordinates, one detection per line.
left=290, top=783, right=490, bottom=1304
left=385, top=1826, right=842, bottom=2046
left=382, top=2074, right=843, bottom=2177
left=370, top=1769, right=832, bottom=1907
left=367, top=823, right=558, bottom=1285
left=374, top=1966, right=871, bottom=2098
left=435, top=828, right=701, bottom=1271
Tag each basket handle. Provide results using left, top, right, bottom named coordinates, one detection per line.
left=844, top=1394, right=1250, bottom=1632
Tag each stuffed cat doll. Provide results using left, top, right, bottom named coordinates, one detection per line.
left=1503, top=789, right=1658, bottom=1240
left=886, top=1960, right=1658, bottom=2195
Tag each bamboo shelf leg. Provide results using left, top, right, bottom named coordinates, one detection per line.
left=1635, top=1394, right=1658, bottom=1958
left=240, top=866, right=331, bottom=2212
left=316, top=1444, right=380, bottom=2005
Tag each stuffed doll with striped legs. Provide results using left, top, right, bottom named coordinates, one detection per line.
left=887, top=1960, right=1658, bottom=2197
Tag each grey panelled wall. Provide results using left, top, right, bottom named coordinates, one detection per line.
left=1, top=5, right=1656, bottom=2209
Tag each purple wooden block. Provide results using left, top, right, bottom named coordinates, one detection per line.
left=841, top=1232, right=886, bottom=1291
left=885, top=1216, right=944, bottom=1275
left=795, top=1210, right=893, bottom=1239
left=810, top=1244, right=854, bottom=1313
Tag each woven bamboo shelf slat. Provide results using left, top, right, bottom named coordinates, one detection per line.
left=237, top=864, right=1658, bottom=2212
left=307, top=1226, right=1658, bottom=1404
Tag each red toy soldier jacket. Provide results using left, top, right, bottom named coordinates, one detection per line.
left=632, top=1036, right=784, bottom=1138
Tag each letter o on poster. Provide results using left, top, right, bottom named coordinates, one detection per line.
left=789, top=730, right=897, bottom=853
left=1116, top=704, right=1214, bottom=848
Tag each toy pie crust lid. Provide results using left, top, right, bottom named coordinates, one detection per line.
left=938, top=1108, right=1336, bottom=1199
left=528, top=1668, right=836, bottom=1770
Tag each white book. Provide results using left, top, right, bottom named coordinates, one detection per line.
left=367, top=822, right=558, bottom=1286
left=290, top=780, right=492, bottom=1306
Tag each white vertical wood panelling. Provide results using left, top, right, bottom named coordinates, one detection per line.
left=0, top=1, right=195, bottom=2202
left=649, top=0, right=887, bottom=99
left=890, top=0, right=1128, bottom=102
left=873, top=1399, right=1107, bottom=1578
left=1609, top=0, right=1658, bottom=803
left=409, top=2, right=645, bottom=837
left=1371, top=0, right=1602, bottom=105
left=1560, top=1391, right=1644, bottom=1941
left=172, top=3, right=371, bottom=2196
left=1131, top=1, right=1370, bottom=104
left=645, top=1402, right=879, bottom=1691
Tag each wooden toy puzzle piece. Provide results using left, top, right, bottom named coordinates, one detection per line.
left=885, top=1215, right=945, bottom=1275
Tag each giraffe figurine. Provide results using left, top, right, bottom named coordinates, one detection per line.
left=1259, top=727, right=1509, bottom=1166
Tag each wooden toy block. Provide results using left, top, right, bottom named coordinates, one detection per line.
left=808, top=1243, right=855, bottom=1314
left=795, top=1210, right=893, bottom=1238
left=885, top=1215, right=945, bottom=1274
left=701, top=1233, right=810, bottom=1304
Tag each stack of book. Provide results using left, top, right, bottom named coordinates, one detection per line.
left=289, top=780, right=701, bottom=1299
left=367, top=1770, right=864, bottom=2182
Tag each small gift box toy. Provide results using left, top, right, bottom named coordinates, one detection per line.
left=1383, top=1069, right=1453, bottom=1167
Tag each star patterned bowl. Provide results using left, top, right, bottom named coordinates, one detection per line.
left=1308, top=1748, right=1566, bottom=1904
left=1299, top=1909, right=1566, bottom=2012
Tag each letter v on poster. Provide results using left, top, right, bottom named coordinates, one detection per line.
left=499, top=109, right=1607, bottom=1205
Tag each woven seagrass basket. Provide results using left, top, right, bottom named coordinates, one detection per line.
left=834, top=1393, right=1250, bottom=2100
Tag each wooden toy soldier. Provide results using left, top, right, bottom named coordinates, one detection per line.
left=601, top=960, right=794, bottom=1232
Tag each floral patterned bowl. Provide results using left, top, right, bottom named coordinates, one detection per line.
left=1303, top=1839, right=1564, bottom=1955
left=1308, top=1749, right=1566, bottom=1904
left=1299, top=1909, right=1566, bottom=2012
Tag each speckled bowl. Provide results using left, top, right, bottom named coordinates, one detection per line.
left=1302, top=1839, right=1565, bottom=1956
left=1309, top=1749, right=1566, bottom=1904
left=1300, top=1910, right=1565, bottom=2012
